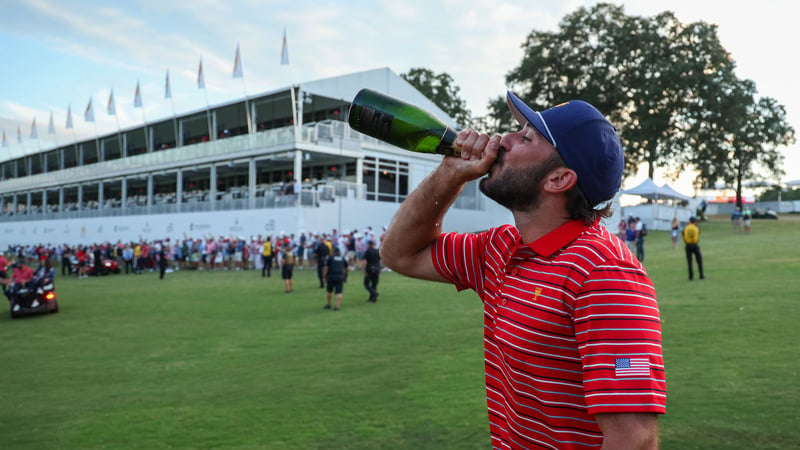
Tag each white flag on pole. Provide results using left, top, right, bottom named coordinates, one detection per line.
left=165, top=69, right=173, bottom=99
left=107, top=89, right=116, bottom=115
left=66, top=105, right=74, bottom=129
left=233, top=43, right=244, bottom=78
left=85, top=98, right=95, bottom=122
left=281, top=28, right=289, bottom=65
left=197, top=58, right=205, bottom=89
left=134, top=81, right=143, bottom=108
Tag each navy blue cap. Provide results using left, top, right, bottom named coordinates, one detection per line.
left=506, top=92, right=624, bottom=207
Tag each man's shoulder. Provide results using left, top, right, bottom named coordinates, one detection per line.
left=439, top=225, right=518, bottom=253
left=563, top=225, right=642, bottom=267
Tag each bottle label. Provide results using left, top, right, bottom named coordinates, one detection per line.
left=355, top=105, right=393, bottom=141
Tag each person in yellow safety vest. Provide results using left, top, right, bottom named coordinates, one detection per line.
left=261, top=237, right=273, bottom=278
left=682, top=216, right=705, bottom=281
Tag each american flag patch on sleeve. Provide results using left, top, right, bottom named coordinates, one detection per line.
left=615, top=357, right=651, bottom=377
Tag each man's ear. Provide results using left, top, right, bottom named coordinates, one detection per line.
left=543, top=167, right=578, bottom=194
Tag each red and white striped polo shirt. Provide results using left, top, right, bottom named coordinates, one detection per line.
left=432, top=219, right=666, bottom=449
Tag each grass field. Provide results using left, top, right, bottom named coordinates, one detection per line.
left=1, top=215, right=799, bottom=449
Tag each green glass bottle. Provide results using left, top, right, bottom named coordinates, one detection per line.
left=348, top=88, right=461, bottom=156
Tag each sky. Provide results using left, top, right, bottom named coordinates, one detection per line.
left=1, top=0, right=798, bottom=193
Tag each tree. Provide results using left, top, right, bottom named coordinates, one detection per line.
left=759, top=186, right=800, bottom=202
left=690, top=78, right=795, bottom=208
left=401, top=68, right=472, bottom=128
left=486, top=3, right=788, bottom=187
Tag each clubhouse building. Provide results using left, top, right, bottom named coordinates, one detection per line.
left=0, top=68, right=514, bottom=247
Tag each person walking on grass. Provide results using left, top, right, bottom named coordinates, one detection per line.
left=360, top=240, right=381, bottom=302
left=323, top=247, right=348, bottom=311
left=261, top=236, right=273, bottom=278
left=380, top=92, right=665, bottom=449
left=683, top=216, right=705, bottom=280
left=157, top=244, right=168, bottom=280
left=281, top=243, right=295, bottom=293
left=635, top=216, right=646, bottom=262
left=314, top=236, right=331, bottom=288
left=671, top=216, right=680, bottom=249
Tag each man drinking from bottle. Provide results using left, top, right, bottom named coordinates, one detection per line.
left=380, top=93, right=665, bottom=449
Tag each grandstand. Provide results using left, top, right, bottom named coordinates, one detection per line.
left=0, top=68, right=512, bottom=247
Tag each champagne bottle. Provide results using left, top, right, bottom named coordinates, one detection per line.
left=348, top=88, right=461, bottom=156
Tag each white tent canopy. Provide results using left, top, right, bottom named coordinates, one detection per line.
left=621, top=178, right=693, bottom=231
left=657, top=183, right=691, bottom=202
left=622, top=177, right=661, bottom=199
left=622, top=178, right=691, bottom=201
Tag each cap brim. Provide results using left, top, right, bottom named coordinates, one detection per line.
left=506, top=91, right=554, bottom=146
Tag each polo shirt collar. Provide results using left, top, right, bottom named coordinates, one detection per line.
left=527, top=219, right=594, bottom=256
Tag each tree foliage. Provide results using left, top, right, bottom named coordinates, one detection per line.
left=486, top=2, right=795, bottom=205
left=690, top=79, right=795, bottom=207
left=401, top=68, right=472, bottom=128
left=759, top=186, right=800, bottom=202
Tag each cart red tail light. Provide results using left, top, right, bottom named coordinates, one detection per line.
left=45, top=292, right=56, bottom=300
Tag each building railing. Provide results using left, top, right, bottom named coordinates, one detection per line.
left=0, top=126, right=298, bottom=193
left=0, top=181, right=366, bottom=222
left=0, top=120, right=378, bottom=194
left=0, top=119, right=484, bottom=222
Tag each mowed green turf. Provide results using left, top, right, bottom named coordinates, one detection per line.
left=1, top=215, right=798, bottom=449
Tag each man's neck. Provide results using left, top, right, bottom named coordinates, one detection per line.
left=512, top=201, right=572, bottom=244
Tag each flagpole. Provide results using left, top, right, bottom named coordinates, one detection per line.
left=165, top=69, right=177, bottom=150
left=198, top=57, right=213, bottom=141
left=92, top=122, right=99, bottom=150
left=290, top=85, right=299, bottom=143
left=203, top=88, right=212, bottom=141
left=32, top=118, right=42, bottom=153
left=133, top=80, right=149, bottom=154
left=241, top=77, right=251, bottom=135
left=2, top=131, right=9, bottom=163
left=50, top=111, right=60, bottom=150
left=70, top=119, right=78, bottom=146
left=169, top=94, right=177, bottom=149
left=19, top=125, right=27, bottom=157
left=84, top=97, right=99, bottom=158
left=92, top=104, right=99, bottom=150
left=233, top=43, right=252, bottom=134
left=108, top=89, right=123, bottom=157
left=115, top=114, right=123, bottom=154
left=4, top=141, right=12, bottom=166
left=140, top=105, right=149, bottom=152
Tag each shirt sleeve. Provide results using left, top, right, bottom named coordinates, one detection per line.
left=575, top=259, right=667, bottom=415
left=431, top=231, right=488, bottom=294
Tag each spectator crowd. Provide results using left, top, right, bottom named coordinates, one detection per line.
left=3, top=226, right=386, bottom=280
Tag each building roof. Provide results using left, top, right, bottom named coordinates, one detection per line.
left=299, top=67, right=458, bottom=129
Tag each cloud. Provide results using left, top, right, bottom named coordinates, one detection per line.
left=1, top=0, right=798, bottom=182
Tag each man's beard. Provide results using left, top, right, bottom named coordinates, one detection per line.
left=479, top=152, right=563, bottom=212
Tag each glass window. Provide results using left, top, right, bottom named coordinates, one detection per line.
left=125, top=129, right=148, bottom=156
left=362, top=156, right=408, bottom=203
left=103, top=136, right=122, bottom=161
left=63, top=145, right=78, bottom=168
left=45, top=150, right=60, bottom=172
left=153, top=119, right=179, bottom=150
left=82, top=141, right=99, bottom=165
